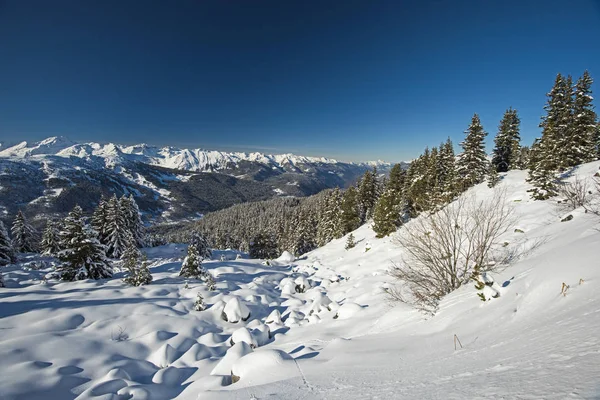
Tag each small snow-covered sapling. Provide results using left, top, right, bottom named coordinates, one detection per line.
left=194, top=293, right=206, bottom=311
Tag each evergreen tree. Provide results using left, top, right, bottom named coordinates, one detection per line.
left=105, top=195, right=128, bottom=258
left=249, top=231, right=279, bottom=259
left=539, top=73, right=572, bottom=171
left=0, top=271, right=4, bottom=287
left=339, top=186, right=361, bottom=234
left=190, top=231, right=212, bottom=259
left=571, top=70, right=597, bottom=164
left=290, top=209, right=316, bottom=256
left=120, top=195, right=146, bottom=247
left=487, top=163, right=500, bottom=188
left=357, top=169, right=378, bottom=222
left=11, top=210, right=37, bottom=253
left=0, top=221, right=16, bottom=266
left=492, top=108, right=521, bottom=172
left=56, top=205, right=112, bottom=281
left=457, top=114, right=489, bottom=190
left=92, top=196, right=109, bottom=244
left=528, top=138, right=558, bottom=200
left=180, top=244, right=204, bottom=279
left=372, top=188, right=400, bottom=238
left=194, top=292, right=206, bottom=311
left=345, top=233, right=356, bottom=250
left=437, top=138, right=457, bottom=202
left=316, top=188, right=343, bottom=246
left=122, top=233, right=152, bottom=286
left=40, top=219, right=61, bottom=256
left=203, top=270, right=216, bottom=291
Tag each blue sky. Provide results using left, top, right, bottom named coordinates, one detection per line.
left=1, top=0, right=599, bottom=162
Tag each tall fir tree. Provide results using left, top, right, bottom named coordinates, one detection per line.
left=316, top=188, right=343, bottom=246
left=248, top=231, right=278, bottom=259
left=571, top=70, right=597, bottom=164
left=457, top=114, right=489, bottom=190
left=0, top=221, right=16, bottom=266
left=437, top=138, right=457, bottom=203
left=372, top=188, right=401, bottom=238
left=11, top=210, right=37, bottom=253
left=339, top=186, right=361, bottom=234
left=40, top=219, right=61, bottom=256
left=122, top=232, right=152, bottom=286
left=492, top=108, right=521, bottom=172
left=190, top=231, right=212, bottom=259
left=105, top=195, right=128, bottom=258
left=56, top=205, right=112, bottom=281
left=357, top=169, right=378, bottom=223
left=92, top=196, right=109, bottom=244
left=120, top=195, right=146, bottom=247
left=528, top=138, right=559, bottom=200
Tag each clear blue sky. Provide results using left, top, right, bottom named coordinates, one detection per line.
left=1, top=0, right=599, bottom=162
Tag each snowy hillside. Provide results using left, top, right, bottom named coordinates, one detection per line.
left=1, top=162, right=600, bottom=399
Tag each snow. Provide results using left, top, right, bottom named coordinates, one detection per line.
left=1, top=162, right=600, bottom=399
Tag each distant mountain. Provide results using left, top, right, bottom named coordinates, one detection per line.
left=0, top=137, right=400, bottom=224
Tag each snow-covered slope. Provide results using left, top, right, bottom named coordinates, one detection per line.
left=0, top=136, right=392, bottom=173
left=1, top=162, right=599, bottom=399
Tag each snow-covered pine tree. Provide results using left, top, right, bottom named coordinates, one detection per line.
left=249, top=232, right=278, bottom=260
left=120, top=195, right=145, bottom=247
left=487, top=163, right=500, bottom=188
left=571, top=70, right=597, bottom=164
left=11, top=210, right=37, bottom=253
left=203, top=271, right=216, bottom=291
left=0, top=221, right=16, bottom=266
left=528, top=138, right=558, bottom=200
left=194, top=292, right=206, bottom=311
left=40, top=219, right=61, bottom=255
left=105, top=195, right=128, bottom=258
left=457, top=114, right=489, bottom=191
left=56, top=205, right=112, bottom=281
left=437, top=138, right=457, bottom=203
left=492, top=108, right=521, bottom=172
left=180, top=244, right=204, bottom=279
left=372, top=188, right=400, bottom=238
left=291, top=209, right=316, bottom=256
left=357, top=169, right=378, bottom=223
left=340, top=186, right=361, bottom=234
left=92, top=196, right=109, bottom=244
left=0, top=271, right=4, bottom=287
left=316, top=188, right=343, bottom=246
left=345, top=233, right=356, bottom=250
left=122, top=232, right=152, bottom=286
left=190, top=230, right=212, bottom=260
left=539, top=73, right=572, bottom=171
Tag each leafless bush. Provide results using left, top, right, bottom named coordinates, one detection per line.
left=389, top=189, right=515, bottom=314
left=556, top=176, right=593, bottom=211
left=111, top=325, right=129, bottom=342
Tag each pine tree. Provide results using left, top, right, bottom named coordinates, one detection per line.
left=290, top=209, right=316, bottom=256
left=194, top=292, right=206, bottom=311
left=56, top=205, right=112, bottom=281
left=180, top=244, right=204, bottom=279
left=357, top=169, right=378, bottom=222
left=203, top=271, right=216, bottom=291
left=40, top=219, right=61, bottom=256
left=437, top=138, right=457, bottom=203
left=0, top=271, right=4, bottom=287
left=487, top=163, right=500, bottom=188
left=372, top=188, right=400, bottom=238
left=492, top=108, right=521, bottom=172
left=316, top=189, right=343, bottom=246
left=571, top=70, right=597, bottom=164
left=249, top=231, right=278, bottom=259
left=339, top=186, right=360, bottom=234
left=345, top=233, right=356, bottom=250
left=457, top=114, right=489, bottom=190
left=122, top=233, right=152, bottom=286
left=528, top=138, right=558, bottom=200
left=105, top=195, right=128, bottom=258
left=190, top=231, right=212, bottom=259
left=11, top=210, right=37, bottom=253
left=92, top=196, right=109, bottom=244
left=0, top=221, right=16, bottom=266
left=120, top=195, right=146, bottom=247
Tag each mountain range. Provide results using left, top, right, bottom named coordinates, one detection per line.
left=0, top=136, right=396, bottom=224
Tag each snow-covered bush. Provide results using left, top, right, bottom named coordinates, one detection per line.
left=390, top=190, right=514, bottom=313
left=221, top=297, right=251, bottom=323
left=194, top=293, right=206, bottom=311
left=229, top=327, right=257, bottom=348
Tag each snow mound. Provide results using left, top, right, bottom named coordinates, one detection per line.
left=275, top=251, right=295, bottom=264
left=211, top=342, right=253, bottom=376
left=221, top=297, right=251, bottom=323
left=231, top=350, right=296, bottom=385
left=334, top=302, right=363, bottom=320
left=230, top=327, right=258, bottom=348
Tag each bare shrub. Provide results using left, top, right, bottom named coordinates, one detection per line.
left=111, top=325, right=129, bottom=341
left=556, top=176, right=593, bottom=211
left=389, top=189, right=515, bottom=314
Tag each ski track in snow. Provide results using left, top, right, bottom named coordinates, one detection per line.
left=1, top=163, right=600, bottom=399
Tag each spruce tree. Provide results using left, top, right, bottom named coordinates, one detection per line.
left=11, top=210, right=37, bottom=253
left=492, top=108, right=521, bottom=172
left=122, top=233, right=152, bottom=286
left=92, top=196, right=109, bottom=244
left=487, top=163, right=500, bottom=188
left=357, top=169, right=378, bottom=222
left=40, top=219, right=61, bottom=256
left=249, top=231, right=278, bottom=259
left=528, top=138, right=558, bottom=200
left=571, top=70, right=597, bottom=164
left=105, top=195, right=128, bottom=258
left=372, top=188, right=400, bottom=238
left=190, top=231, right=212, bottom=259
left=345, top=233, right=356, bottom=250
left=0, top=221, right=16, bottom=266
left=339, top=186, right=361, bottom=234
left=437, top=138, right=457, bottom=203
left=457, top=114, right=489, bottom=190
left=120, top=195, right=146, bottom=247
left=56, top=205, right=112, bottom=281
left=180, top=244, right=204, bottom=279
left=316, top=188, right=343, bottom=246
